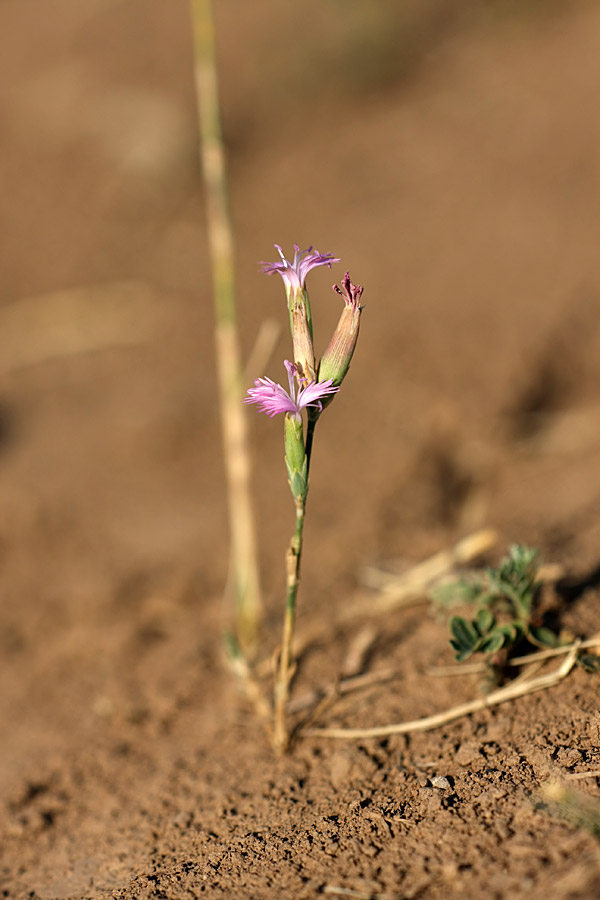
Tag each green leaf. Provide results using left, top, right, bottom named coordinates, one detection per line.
left=286, top=467, right=307, bottom=501
left=475, top=608, right=495, bottom=635
left=577, top=653, right=600, bottom=674
left=451, top=644, right=477, bottom=663
left=498, top=581, right=530, bottom=617
left=477, top=591, right=496, bottom=609
left=449, top=616, right=480, bottom=660
left=479, top=631, right=505, bottom=654
left=443, top=542, right=547, bottom=665
left=496, top=622, right=521, bottom=644
left=529, top=625, right=559, bottom=648
left=483, top=544, right=541, bottom=619
left=513, top=621, right=526, bottom=642
left=450, top=616, right=478, bottom=647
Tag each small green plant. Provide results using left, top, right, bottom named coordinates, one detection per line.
left=443, top=544, right=559, bottom=663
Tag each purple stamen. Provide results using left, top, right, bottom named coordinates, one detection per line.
left=333, top=271, right=364, bottom=310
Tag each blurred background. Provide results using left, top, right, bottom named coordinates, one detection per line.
left=2, top=0, right=600, bottom=803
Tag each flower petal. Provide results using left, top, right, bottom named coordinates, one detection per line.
left=244, top=377, right=297, bottom=417
left=296, top=378, right=339, bottom=411
left=259, top=244, right=340, bottom=291
left=283, top=360, right=298, bottom=401
left=296, top=249, right=340, bottom=285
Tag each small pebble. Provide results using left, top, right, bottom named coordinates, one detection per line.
left=430, top=775, right=452, bottom=790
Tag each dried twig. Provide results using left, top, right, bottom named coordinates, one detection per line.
left=352, top=528, right=498, bottom=616
left=306, top=643, right=579, bottom=740
left=287, top=667, right=397, bottom=716
left=323, top=885, right=389, bottom=899
left=341, top=625, right=379, bottom=678
left=507, top=636, right=600, bottom=666
left=428, top=636, right=600, bottom=678
left=227, top=647, right=273, bottom=740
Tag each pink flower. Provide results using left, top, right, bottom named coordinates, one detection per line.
left=260, top=244, right=340, bottom=383
left=244, top=361, right=339, bottom=418
left=260, top=244, right=340, bottom=294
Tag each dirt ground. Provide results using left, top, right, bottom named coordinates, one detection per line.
left=2, top=1, right=600, bottom=897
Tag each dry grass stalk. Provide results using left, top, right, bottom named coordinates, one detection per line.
left=306, top=643, right=579, bottom=740
left=323, top=884, right=389, bottom=899
left=190, top=0, right=261, bottom=651
left=288, top=667, right=397, bottom=716
left=353, top=527, right=498, bottom=615
left=244, top=318, right=281, bottom=388
left=341, top=625, right=379, bottom=678
left=429, top=636, right=600, bottom=678
left=227, top=650, right=273, bottom=739
left=507, top=635, right=600, bottom=666
left=565, top=771, right=600, bottom=780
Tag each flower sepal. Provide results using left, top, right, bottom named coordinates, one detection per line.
left=318, top=272, right=364, bottom=396
left=284, top=413, right=308, bottom=501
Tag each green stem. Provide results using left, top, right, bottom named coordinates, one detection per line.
left=273, top=413, right=319, bottom=754
left=305, top=412, right=318, bottom=477
left=274, top=497, right=305, bottom=753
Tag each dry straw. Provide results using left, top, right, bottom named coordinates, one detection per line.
left=190, top=0, right=261, bottom=651
left=306, top=642, right=581, bottom=740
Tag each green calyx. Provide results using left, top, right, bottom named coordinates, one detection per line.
left=284, top=413, right=308, bottom=501
left=318, top=301, right=362, bottom=388
left=287, top=288, right=313, bottom=341
left=288, top=288, right=316, bottom=382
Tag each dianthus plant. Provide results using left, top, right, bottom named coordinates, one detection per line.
left=245, top=244, right=364, bottom=753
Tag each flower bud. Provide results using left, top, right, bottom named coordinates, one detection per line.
left=318, top=272, right=363, bottom=388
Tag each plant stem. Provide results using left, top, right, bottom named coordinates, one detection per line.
left=273, top=413, right=319, bottom=753
left=274, top=495, right=305, bottom=753
left=304, top=412, right=318, bottom=476
left=190, top=0, right=261, bottom=653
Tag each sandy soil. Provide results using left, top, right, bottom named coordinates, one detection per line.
left=2, top=1, right=600, bottom=897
